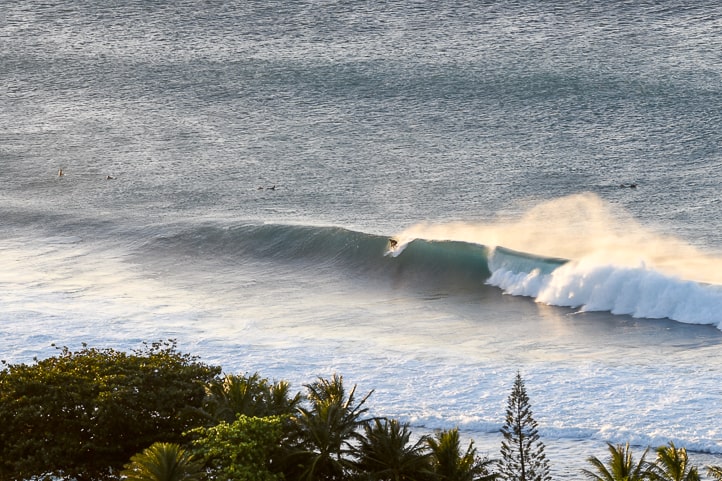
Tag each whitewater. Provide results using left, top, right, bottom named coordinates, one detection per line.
left=392, top=194, right=722, bottom=327
left=3, top=0, right=722, bottom=478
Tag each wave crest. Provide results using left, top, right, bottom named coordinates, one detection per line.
left=488, top=259, right=722, bottom=328
left=393, top=193, right=722, bottom=328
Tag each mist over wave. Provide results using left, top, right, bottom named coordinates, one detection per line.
left=5, top=192, right=720, bottom=330
left=393, top=194, right=722, bottom=328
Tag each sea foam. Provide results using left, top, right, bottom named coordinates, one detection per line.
left=395, top=193, right=722, bottom=328
left=487, top=258, right=722, bottom=328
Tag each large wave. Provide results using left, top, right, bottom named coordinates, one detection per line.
left=391, top=231, right=722, bottom=328
left=391, top=193, right=722, bottom=329
left=143, top=222, right=492, bottom=291
left=12, top=192, right=720, bottom=328
left=142, top=211, right=722, bottom=328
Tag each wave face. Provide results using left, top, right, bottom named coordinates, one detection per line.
left=144, top=221, right=722, bottom=329
left=143, top=222, right=492, bottom=293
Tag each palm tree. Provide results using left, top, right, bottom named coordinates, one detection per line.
left=582, top=442, right=651, bottom=481
left=121, top=442, right=204, bottom=481
left=354, top=417, right=433, bottom=481
left=428, top=427, right=498, bottom=481
left=649, top=442, right=699, bottom=481
left=288, top=374, right=373, bottom=481
left=203, top=372, right=301, bottom=423
left=707, top=466, right=722, bottom=481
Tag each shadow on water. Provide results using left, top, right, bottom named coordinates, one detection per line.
left=561, top=308, right=722, bottom=349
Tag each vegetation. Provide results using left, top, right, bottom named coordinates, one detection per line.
left=354, top=417, right=433, bottom=480
left=650, top=442, right=700, bottom=481
left=498, top=372, right=551, bottom=481
left=582, top=443, right=650, bottom=481
left=1, top=342, right=721, bottom=481
left=287, top=374, right=373, bottom=480
left=202, top=372, right=301, bottom=424
left=121, top=442, right=204, bottom=481
left=428, top=427, right=497, bottom=481
left=708, top=466, right=722, bottom=481
left=0, top=340, right=219, bottom=481
left=190, top=415, right=286, bottom=481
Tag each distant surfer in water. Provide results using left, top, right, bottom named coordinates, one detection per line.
left=58, top=168, right=64, bottom=177
left=388, top=238, right=398, bottom=249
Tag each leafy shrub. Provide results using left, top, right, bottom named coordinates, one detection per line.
left=0, top=340, right=220, bottom=481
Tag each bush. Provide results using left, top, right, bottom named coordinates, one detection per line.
left=0, top=340, right=221, bottom=481
left=189, top=414, right=286, bottom=481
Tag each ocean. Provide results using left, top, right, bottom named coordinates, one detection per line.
left=2, top=0, right=722, bottom=478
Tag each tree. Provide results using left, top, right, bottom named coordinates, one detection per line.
left=498, top=372, right=550, bottom=481
left=706, top=466, right=722, bottom=481
left=354, top=417, right=433, bottom=481
left=288, top=374, right=373, bottom=481
left=649, top=442, right=699, bottom=481
left=0, top=340, right=221, bottom=481
left=121, top=442, right=204, bottom=481
left=190, top=414, right=286, bottom=481
left=203, top=372, right=301, bottom=424
left=582, top=442, right=651, bottom=481
left=428, top=428, right=498, bottom=481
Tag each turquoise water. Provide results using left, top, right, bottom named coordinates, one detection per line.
left=2, top=1, right=722, bottom=477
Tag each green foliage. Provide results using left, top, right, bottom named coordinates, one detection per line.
left=428, top=428, right=498, bottom=481
left=7, top=340, right=713, bottom=481
left=288, top=374, right=373, bottom=481
left=354, top=417, right=433, bottom=481
left=499, top=372, right=550, bottom=481
left=190, top=414, right=286, bottom=481
left=649, top=442, right=699, bottom=481
left=582, top=442, right=651, bottom=481
left=0, top=340, right=220, bottom=481
left=203, top=372, right=301, bottom=424
left=121, top=442, right=205, bottom=481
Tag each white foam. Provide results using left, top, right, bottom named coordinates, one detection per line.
left=487, top=259, right=722, bottom=328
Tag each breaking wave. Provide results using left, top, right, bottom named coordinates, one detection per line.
left=146, top=219, right=722, bottom=329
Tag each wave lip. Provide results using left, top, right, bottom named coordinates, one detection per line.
left=488, top=257, right=722, bottom=329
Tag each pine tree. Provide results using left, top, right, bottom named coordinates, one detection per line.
left=499, top=372, right=551, bottom=481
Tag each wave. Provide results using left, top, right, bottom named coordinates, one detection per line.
left=145, top=222, right=492, bottom=291
left=488, top=256, right=722, bottom=328
left=145, top=221, right=722, bottom=329
left=6, top=199, right=720, bottom=329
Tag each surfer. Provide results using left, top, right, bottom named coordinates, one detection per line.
left=388, top=238, right=398, bottom=249
left=58, top=168, right=64, bottom=177
left=106, top=175, right=114, bottom=180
